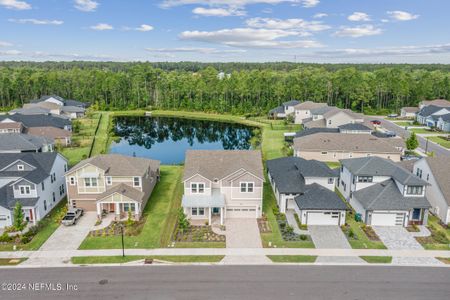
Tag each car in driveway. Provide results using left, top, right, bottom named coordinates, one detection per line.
left=385, top=131, right=397, bottom=137
left=388, top=113, right=399, bottom=118
left=61, top=208, right=84, bottom=226
left=401, top=155, right=420, bottom=161
left=371, top=120, right=381, bottom=126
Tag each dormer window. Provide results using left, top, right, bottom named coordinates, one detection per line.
left=407, top=186, right=423, bottom=195
left=17, top=164, right=24, bottom=171
left=19, top=185, right=31, bottom=195
left=358, top=176, right=373, bottom=183
left=133, top=177, right=141, bottom=187
left=191, top=183, right=205, bottom=194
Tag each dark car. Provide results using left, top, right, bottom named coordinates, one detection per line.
left=371, top=120, right=381, bottom=125
left=385, top=131, right=396, bottom=137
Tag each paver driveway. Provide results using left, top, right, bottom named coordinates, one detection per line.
left=373, top=226, right=442, bottom=265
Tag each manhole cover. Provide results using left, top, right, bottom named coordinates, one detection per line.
left=99, top=279, right=108, bottom=285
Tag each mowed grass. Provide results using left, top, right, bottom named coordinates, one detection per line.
left=360, top=256, right=392, bottom=264
left=78, top=165, right=183, bottom=249
left=418, top=215, right=450, bottom=250
left=71, top=255, right=224, bottom=264
left=90, top=112, right=112, bottom=156
left=428, top=136, right=450, bottom=149
left=268, top=255, right=317, bottom=263
left=409, top=128, right=433, bottom=134
left=0, top=258, right=27, bottom=265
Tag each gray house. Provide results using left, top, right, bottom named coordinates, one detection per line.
left=267, top=157, right=347, bottom=225
left=269, top=100, right=300, bottom=119
left=0, top=133, right=54, bottom=153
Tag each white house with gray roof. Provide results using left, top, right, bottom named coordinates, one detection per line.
left=181, top=150, right=264, bottom=226
left=338, top=157, right=431, bottom=226
left=413, top=157, right=450, bottom=224
left=268, top=100, right=300, bottom=119
left=267, top=157, right=347, bottom=225
left=0, top=152, right=68, bottom=229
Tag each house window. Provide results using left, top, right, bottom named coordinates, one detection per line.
left=106, top=176, right=112, bottom=185
left=69, top=177, right=75, bottom=185
left=407, top=186, right=423, bottom=195
left=321, top=151, right=328, bottom=155
left=41, top=182, right=45, bottom=191
left=133, top=177, right=140, bottom=187
left=191, top=207, right=205, bottom=216
left=53, top=192, right=56, bottom=202
left=17, top=164, right=24, bottom=171
left=426, top=174, right=429, bottom=181
left=358, top=176, right=373, bottom=183
left=416, top=168, right=422, bottom=178
left=84, top=178, right=98, bottom=187
left=44, top=200, right=47, bottom=211
left=64, top=164, right=67, bottom=172
left=328, top=178, right=334, bottom=184
left=240, top=182, right=254, bottom=193
left=191, top=183, right=205, bottom=194
left=328, top=120, right=331, bottom=125
left=19, top=186, right=31, bottom=195
left=349, top=153, right=353, bottom=158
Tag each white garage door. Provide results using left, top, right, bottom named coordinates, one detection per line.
left=226, top=207, right=256, bottom=218
left=371, top=212, right=405, bottom=226
left=307, top=211, right=340, bottom=225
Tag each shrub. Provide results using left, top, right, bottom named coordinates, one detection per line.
left=272, top=206, right=280, bottom=216
left=299, top=224, right=308, bottom=230
left=177, top=208, right=190, bottom=233
left=13, top=202, right=25, bottom=231
left=285, top=225, right=294, bottom=234
left=300, top=234, right=308, bottom=241
left=0, top=232, right=12, bottom=243
left=348, top=229, right=355, bottom=239
left=433, top=231, right=449, bottom=244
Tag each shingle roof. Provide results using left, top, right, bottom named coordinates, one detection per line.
left=338, top=123, right=372, bottom=131
left=402, top=107, right=419, bottom=113
left=69, top=154, right=160, bottom=177
left=10, top=107, right=51, bottom=115
left=0, top=185, right=39, bottom=210
left=294, top=128, right=339, bottom=138
left=303, top=118, right=326, bottom=128
left=353, top=179, right=431, bottom=210
left=0, top=114, right=71, bottom=129
left=61, top=106, right=85, bottom=113
left=269, top=106, right=284, bottom=114
left=310, top=106, right=337, bottom=115
left=183, top=150, right=264, bottom=182
left=293, top=133, right=401, bottom=154
left=26, top=127, right=72, bottom=139
left=418, top=105, right=450, bottom=117
left=340, top=156, right=427, bottom=186
left=267, top=157, right=336, bottom=194
left=96, top=183, right=146, bottom=203
left=282, top=100, right=300, bottom=106
left=423, top=156, right=450, bottom=206
left=0, top=133, right=53, bottom=152
left=421, top=99, right=450, bottom=108
left=294, top=183, right=348, bottom=210
left=438, top=113, right=450, bottom=122
left=293, top=101, right=328, bottom=110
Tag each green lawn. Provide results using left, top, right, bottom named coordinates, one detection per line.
left=268, top=255, right=317, bottom=263
left=360, top=256, right=392, bottom=264
left=325, top=161, right=341, bottom=169
left=90, top=112, right=112, bottom=156
left=71, top=255, right=224, bottom=264
left=173, top=242, right=226, bottom=248
left=392, top=121, right=413, bottom=127
left=79, top=165, right=183, bottom=249
left=0, top=258, right=27, bottom=266
left=0, top=200, right=67, bottom=251
left=417, top=214, right=450, bottom=250
left=409, top=128, right=433, bottom=134
left=428, top=136, right=450, bottom=149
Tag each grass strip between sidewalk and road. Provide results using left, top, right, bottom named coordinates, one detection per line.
left=0, top=258, right=28, bottom=266
left=360, top=256, right=392, bottom=264
left=71, top=255, right=225, bottom=264
left=267, top=255, right=317, bottom=263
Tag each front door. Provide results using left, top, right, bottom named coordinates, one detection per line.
left=212, top=207, right=220, bottom=215
left=412, top=208, right=421, bottom=220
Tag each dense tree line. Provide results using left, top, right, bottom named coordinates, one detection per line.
left=0, top=62, right=449, bottom=114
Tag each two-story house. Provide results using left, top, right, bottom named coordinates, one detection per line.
left=303, top=108, right=365, bottom=129
left=266, top=157, right=347, bottom=225
left=413, top=157, right=450, bottom=224
left=65, top=154, right=160, bottom=221
left=338, top=157, right=431, bottom=226
left=293, top=101, right=328, bottom=124
left=268, top=100, right=300, bottom=119
left=0, top=114, right=72, bottom=132
left=0, top=152, right=68, bottom=229
left=181, top=150, right=264, bottom=226
left=12, top=95, right=88, bottom=119
left=416, top=105, right=450, bottom=127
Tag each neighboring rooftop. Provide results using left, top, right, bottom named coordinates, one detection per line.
left=338, top=123, right=372, bottom=131
left=418, top=105, right=450, bottom=117
left=0, top=133, right=53, bottom=152
left=295, top=183, right=348, bottom=210
left=26, top=127, right=72, bottom=139
left=0, top=114, right=71, bottom=129
left=424, top=156, right=450, bottom=206
left=282, top=100, right=301, bottom=106
left=303, top=118, right=326, bottom=128
left=183, top=150, right=264, bottom=182
left=438, top=113, right=450, bottom=122
left=294, top=128, right=339, bottom=138
left=310, top=106, right=336, bottom=115
left=421, top=99, right=450, bottom=108
left=294, top=101, right=327, bottom=110
left=402, top=107, right=419, bottom=113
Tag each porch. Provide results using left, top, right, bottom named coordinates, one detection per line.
left=96, top=201, right=141, bottom=221
left=182, top=189, right=225, bottom=226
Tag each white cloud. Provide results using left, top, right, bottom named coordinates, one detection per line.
left=192, top=7, right=245, bottom=17
left=135, top=24, right=154, bottom=32
left=334, top=24, right=382, bottom=38
left=90, top=23, right=113, bottom=31
left=74, top=0, right=99, bottom=12
left=300, top=0, right=319, bottom=7
left=160, top=1, right=318, bottom=9
left=381, top=19, right=389, bottom=23
left=180, top=28, right=323, bottom=48
left=9, top=18, right=64, bottom=25
left=0, top=41, right=13, bottom=47
left=0, top=50, right=21, bottom=55
left=246, top=17, right=330, bottom=32
left=347, top=12, right=370, bottom=22
left=0, top=0, right=31, bottom=10
left=313, top=13, right=327, bottom=19
left=146, top=47, right=246, bottom=54
left=387, top=10, right=419, bottom=21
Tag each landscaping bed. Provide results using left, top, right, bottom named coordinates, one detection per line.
left=172, top=225, right=225, bottom=243
left=415, top=215, right=450, bottom=250
left=361, top=225, right=381, bottom=241
left=0, top=258, right=28, bottom=266
left=273, top=208, right=310, bottom=242
left=257, top=217, right=271, bottom=233
left=71, top=255, right=224, bottom=264
left=88, top=219, right=146, bottom=237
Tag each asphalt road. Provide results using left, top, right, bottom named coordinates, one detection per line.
left=370, top=117, right=450, bottom=157
left=1, top=265, right=449, bottom=300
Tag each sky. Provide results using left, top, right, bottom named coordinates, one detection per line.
left=0, top=0, right=449, bottom=63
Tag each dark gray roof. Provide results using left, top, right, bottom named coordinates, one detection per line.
left=0, top=133, right=53, bottom=152
left=282, top=100, right=300, bottom=106
left=294, top=183, right=348, bottom=210
left=65, top=99, right=89, bottom=108
left=438, top=113, right=450, bottom=122
left=418, top=105, right=449, bottom=117
left=30, top=95, right=89, bottom=108
left=310, top=106, right=336, bottom=115
left=338, top=123, right=372, bottom=131
left=267, top=157, right=336, bottom=194
left=269, top=106, right=284, bottom=114
left=353, top=179, right=431, bottom=210
left=0, top=114, right=71, bottom=129
left=10, top=107, right=51, bottom=115
left=294, top=128, right=339, bottom=138
left=0, top=185, right=39, bottom=209
left=340, top=157, right=427, bottom=186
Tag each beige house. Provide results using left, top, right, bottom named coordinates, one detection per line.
left=293, top=101, right=328, bottom=124
left=400, top=107, right=419, bottom=119
left=419, top=99, right=450, bottom=109
left=304, top=108, right=365, bottom=129
left=65, top=154, right=160, bottom=220
left=293, top=133, right=403, bottom=162
left=26, top=126, right=72, bottom=146
left=182, top=150, right=264, bottom=225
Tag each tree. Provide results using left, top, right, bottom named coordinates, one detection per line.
left=13, top=202, right=25, bottom=231
left=406, top=132, right=419, bottom=151
left=177, top=208, right=189, bottom=233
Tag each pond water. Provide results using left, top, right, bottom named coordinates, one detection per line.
left=109, top=116, right=256, bottom=164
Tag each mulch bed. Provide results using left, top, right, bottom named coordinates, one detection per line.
left=362, top=226, right=381, bottom=241
left=257, top=217, right=271, bottom=233
left=405, top=226, right=420, bottom=232
left=173, top=225, right=225, bottom=243
left=275, top=213, right=309, bottom=242
left=89, top=220, right=145, bottom=237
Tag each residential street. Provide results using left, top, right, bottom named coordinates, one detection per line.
left=1, top=265, right=449, bottom=300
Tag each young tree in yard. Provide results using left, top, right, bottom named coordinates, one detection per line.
left=177, top=208, right=190, bottom=233
left=13, top=202, right=25, bottom=231
left=406, top=132, right=419, bottom=151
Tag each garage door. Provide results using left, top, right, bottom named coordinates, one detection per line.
left=371, top=212, right=405, bottom=226
left=226, top=207, right=257, bottom=218
left=307, top=211, right=340, bottom=225
left=72, top=199, right=97, bottom=211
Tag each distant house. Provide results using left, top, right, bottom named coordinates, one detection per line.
left=0, top=133, right=54, bottom=153
left=0, top=152, right=68, bottom=229
left=337, top=123, right=372, bottom=134
left=436, top=114, right=450, bottom=132
left=65, top=154, right=160, bottom=220
left=293, top=101, right=328, bottom=124
left=293, top=133, right=403, bottom=162
left=26, top=127, right=72, bottom=146
left=267, top=157, right=346, bottom=225
left=416, top=105, right=450, bottom=127
left=269, top=100, right=300, bottom=119
left=400, top=107, right=419, bottom=119
left=414, top=157, right=450, bottom=224
left=304, top=108, right=365, bottom=129
left=0, top=120, right=23, bottom=134
left=12, top=95, right=88, bottom=119
left=419, top=99, right=450, bottom=110
left=181, top=150, right=264, bottom=225
left=338, top=157, right=431, bottom=227
left=0, top=115, right=72, bottom=131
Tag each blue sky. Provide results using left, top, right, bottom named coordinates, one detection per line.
left=0, top=0, right=449, bottom=63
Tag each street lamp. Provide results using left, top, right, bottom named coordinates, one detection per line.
left=119, top=223, right=125, bottom=257
left=425, top=137, right=429, bottom=154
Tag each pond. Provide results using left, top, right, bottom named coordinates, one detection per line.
left=109, top=116, right=257, bottom=164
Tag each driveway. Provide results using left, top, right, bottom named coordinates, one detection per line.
left=309, top=226, right=364, bottom=264
left=373, top=226, right=442, bottom=265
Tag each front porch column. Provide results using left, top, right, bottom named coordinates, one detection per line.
left=208, top=207, right=212, bottom=225
left=115, top=202, right=120, bottom=220
left=423, top=209, right=429, bottom=225
left=134, top=203, right=140, bottom=220
left=220, top=207, right=224, bottom=225
left=96, top=202, right=102, bottom=219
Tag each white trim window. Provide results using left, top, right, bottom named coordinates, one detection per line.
left=240, top=182, right=254, bottom=193
left=106, top=176, right=112, bottom=185
left=69, top=177, right=76, bottom=185
left=84, top=177, right=98, bottom=187
left=133, top=177, right=141, bottom=187
left=19, top=185, right=31, bottom=195
left=191, top=183, right=205, bottom=194
left=406, top=186, right=423, bottom=195
left=191, top=207, right=205, bottom=216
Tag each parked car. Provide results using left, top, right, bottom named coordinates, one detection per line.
left=61, top=208, right=84, bottom=226
left=385, top=131, right=396, bottom=137
left=371, top=120, right=381, bottom=125
left=401, top=155, right=420, bottom=161
left=388, top=113, right=398, bottom=118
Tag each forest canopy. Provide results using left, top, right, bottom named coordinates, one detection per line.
left=0, top=61, right=449, bottom=114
